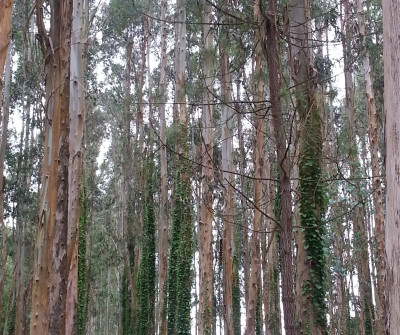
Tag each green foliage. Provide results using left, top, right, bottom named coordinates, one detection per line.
left=4, top=298, right=16, bottom=335
left=121, top=267, right=133, bottom=335
left=137, top=158, right=156, bottom=335
left=299, top=109, right=328, bottom=329
left=78, top=186, right=89, bottom=335
left=167, top=124, right=193, bottom=335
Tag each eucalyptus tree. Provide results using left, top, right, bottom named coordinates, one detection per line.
left=158, top=0, right=169, bottom=334
left=383, top=0, right=400, bottom=330
left=0, top=41, right=12, bottom=334
left=198, top=0, right=215, bottom=334
left=167, top=0, right=193, bottom=333
left=245, top=2, right=265, bottom=334
left=264, top=0, right=295, bottom=333
left=30, top=0, right=86, bottom=332
left=341, top=1, right=375, bottom=332
left=289, top=0, right=328, bottom=332
left=356, top=1, right=385, bottom=332
left=0, top=0, right=14, bottom=320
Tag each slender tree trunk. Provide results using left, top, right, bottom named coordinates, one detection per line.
left=383, top=0, right=400, bottom=331
left=158, top=1, right=168, bottom=335
left=264, top=1, right=295, bottom=334
left=0, top=43, right=11, bottom=327
left=0, top=1, right=13, bottom=319
left=167, top=1, right=192, bottom=333
left=217, top=4, right=235, bottom=334
left=15, top=90, right=31, bottom=335
left=198, top=1, right=214, bottom=334
left=289, top=0, right=327, bottom=333
left=66, top=0, right=86, bottom=333
left=341, top=2, right=375, bottom=333
left=262, top=142, right=281, bottom=335
left=356, top=2, right=386, bottom=333
left=238, top=111, right=250, bottom=316
left=246, top=3, right=265, bottom=334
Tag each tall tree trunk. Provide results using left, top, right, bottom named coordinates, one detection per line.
left=158, top=1, right=168, bottom=335
left=238, top=110, right=250, bottom=317
left=383, top=0, right=400, bottom=332
left=167, top=1, right=192, bottom=333
left=0, top=0, right=13, bottom=319
left=218, top=3, right=234, bottom=334
left=0, top=43, right=11, bottom=328
left=341, top=2, right=375, bottom=333
left=121, top=40, right=135, bottom=334
left=66, top=0, right=86, bottom=333
left=198, top=1, right=214, bottom=334
left=246, top=3, right=264, bottom=333
left=30, top=0, right=84, bottom=333
left=15, top=81, right=31, bottom=335
left=289, top=0, right=327, bottom=333
left=264, top=1, right=295, bottom=334
left=356, top=1, right=386, bottom=333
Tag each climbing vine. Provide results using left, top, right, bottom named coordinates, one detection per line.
left=299, top=108, right=328, bottom=329
left=121, top=267, right=133, bottom=335
left=137, top=158, right=156, bottom=335
left=167, top=123, right=193, bottom=335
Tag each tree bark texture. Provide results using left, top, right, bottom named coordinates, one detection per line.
left=0, top=0, right=13, bottom=320
left=383, top=0, right=400, bottom=332
left=30, top=0, right=84, bottom=333
left=246, top=3, right=265, bottom=333
left=0, top=0, right=13, bottom=84
left=198, top=1, right=214, bottom=334
left=0, top=44, right=11, bottom=328
left=356, top=1, right=386, bottom=333
left=341, top=2, right=375, bottom=333
left=264, top=1, right=295, bottom=334
left=158, top=1, right=168, bottom=334
left=66, top=0, right=86, bottom=333
left=219, top=9, right=234, bottom=334
left=289, top=0, right=327, bottom=333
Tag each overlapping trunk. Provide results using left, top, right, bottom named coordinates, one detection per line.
left=356, top=1, right=385, bottom=333
left=341, top=2, right=375, bottom=333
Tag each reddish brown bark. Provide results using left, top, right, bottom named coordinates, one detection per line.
left=30, top=0, right=84, bottom=333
